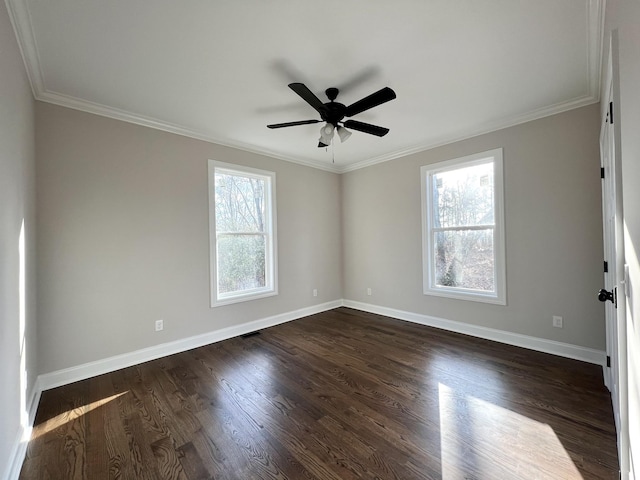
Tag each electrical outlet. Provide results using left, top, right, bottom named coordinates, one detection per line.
left=313, top=289, right=318, bottom=297
left=367, top=288, right=372, bottom=296
left=552, top=316, right=563, bottom=328
left=155, top=319, right=164, bottom=331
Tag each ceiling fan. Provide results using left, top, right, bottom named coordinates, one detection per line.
left=267, top=83, right=396, bottom=147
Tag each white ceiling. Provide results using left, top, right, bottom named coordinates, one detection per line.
left=8, top=0, right=603, bottom=173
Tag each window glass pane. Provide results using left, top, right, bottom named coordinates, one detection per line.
left=433, top=229, right=495, bottom=292
left=217, top=234, right=266, bottom=295
left=209, top=161, right=277, bottom=307
left=432, top=162, right=494, bottom=228
left=215, top=173, right=266, bottom=233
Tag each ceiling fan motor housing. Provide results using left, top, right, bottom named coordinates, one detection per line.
left=321, top=99, right=347, bottom=127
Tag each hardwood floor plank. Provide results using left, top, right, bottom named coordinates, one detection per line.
left=192, top=343, right=333, bottom=479
left=175, top=441, right=210, bottom=480
left=186, top=428, right=234, bottom=480
left=20, top=308, right=618, bottom=479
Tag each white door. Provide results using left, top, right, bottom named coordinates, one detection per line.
left=599, top=84, right=618, bottom=400
left=599, top=30, right=629, bottom=479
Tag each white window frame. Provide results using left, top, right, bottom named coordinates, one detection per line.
left=208, top=160, right=278, bottom=307
left=420, top=148, right=506, bottom=305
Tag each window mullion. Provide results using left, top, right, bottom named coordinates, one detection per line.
left=432, top=225, right=495, bottom=233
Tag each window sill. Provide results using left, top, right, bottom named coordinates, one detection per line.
left=211, top=289, right=278, bottom=308
left=424, top=287, right=506, bottom=305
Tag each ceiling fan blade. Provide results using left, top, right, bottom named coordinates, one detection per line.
left=267, top=119, right=321, bottom=129
left=288, top=83, right=326, bottom=114
left=343, top=120, right=390, bottom=137
left=344, top=87, right=396, bottom=117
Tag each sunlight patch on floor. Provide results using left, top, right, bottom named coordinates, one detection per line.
left=438, top=382, right=583, bottom=479
left=31, top=391, right=128, bottom=439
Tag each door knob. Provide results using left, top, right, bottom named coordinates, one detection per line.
left=598, top=288, right=615, bottom=303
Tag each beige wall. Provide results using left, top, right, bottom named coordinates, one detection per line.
left=0, top=1, right=37, bottom=475
left=342, top=104, right=605, bottom=350
left=35, top=101, right=606, bottom=378
left=604, top=1, right=640, bottom=477
left=35, top=102, right=342, bottom=373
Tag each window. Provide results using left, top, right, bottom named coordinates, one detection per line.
left=208, top=161, right=277, bottom=306
left=421, top=148, right=506, bottom=304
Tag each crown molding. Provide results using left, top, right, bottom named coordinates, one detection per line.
left=5, top=0, right=45, bottom=96
left=7, top=0, right=604, bottom=175
left=37, top=90, right=342, bottom=173
left=338, top=0, right=606, bottom=173
left=587, top=0, right=606, bottom=101
left=5, top=0, right=341, bottom=173
left=30, top=88, right=602, bottom=176
left=35, top=89, right=600, bottom=176
left=338, top=93, right=600, bottom=173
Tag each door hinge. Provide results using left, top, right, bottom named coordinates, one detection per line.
left=601, top=167, right=605, bottom=179
left=607, top=356, right=611, bottom=367
left=604, top=261, right=608, bottom=273
left=609, top=102, right=614, bottom=124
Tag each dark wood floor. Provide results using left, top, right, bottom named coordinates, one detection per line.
left=20, top=307, right=618, bottom=479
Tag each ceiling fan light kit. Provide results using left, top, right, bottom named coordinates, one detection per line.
left=336, top=126, right=352, bottom=143
left=320, top=122, right=335, bottom=145
left=267, top=82, right=396, bottom=148
left=318, top=123, right=352, bottom=147
left=322, top=123, right=334, bottom=136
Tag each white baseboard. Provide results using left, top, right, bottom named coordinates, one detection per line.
left=6, top=302, right=340, bottom=480
left=3, top=380, right=42, bottom=480
left=38, top=300, right=342, bottom=392
left=3, top=430, right=24, bottom=480
left=343, top=300, right=607, bottom=366
left=37, top=298, right=607, bottom=392
left=9, top=299, right=609, bottom=480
